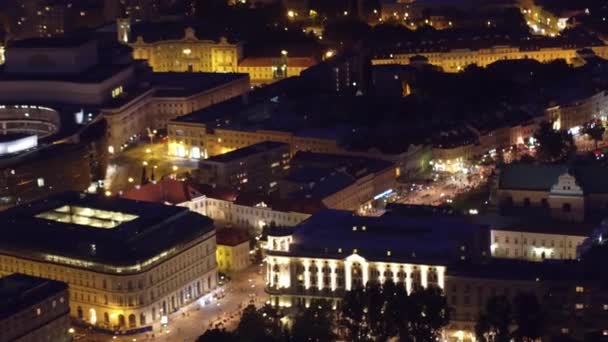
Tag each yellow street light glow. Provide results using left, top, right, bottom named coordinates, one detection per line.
left=128, top=177, right=134, bottom=183
left=287, top=10, right=295, bottom=18
left=325, top=50, right=335, bottom=58
left=172, top=165, right=178, bottom=171
left=281, top=50, right=288, bottom=56
left=142, top=161, right=148, bottom=166
left=105, top=190, right=112, bottom=197
left=182, top=48, right=191, bottom=55
left=145, top=148, right=151, bottom=153
left=68, top=328, right=75, bottom=334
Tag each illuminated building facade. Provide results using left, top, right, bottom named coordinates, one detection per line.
left=129, top=28, right=242, bottom=73
left=490, top=227, right=587, bottom=261
left=0, top=192, right=218, bottom=332
left=265, top=209, right=487, bottom=308
left=198, top=141, right=291, bottom=193
left=546, top=90, right=608, bottom=131
left=237, top=57, right=315, bottom=85
left=216, top=229, right=251, bottom=273
left=372, top=45, right=608, bottom=73
left=0, top=274, right=70, bottom=342
left=121, top=179, right=313, bottom=232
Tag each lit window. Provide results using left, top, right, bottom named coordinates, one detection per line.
left=575, top=286, right=584, bottom=293
left=37, top=177, right=44, bottom=187
left=575, top=303, right=584, bottom=310
left=603, top=304, right=608, bottom=310
left=36, top=308, right=41, bottom=315
left=561, top=328, right=569, bottom=334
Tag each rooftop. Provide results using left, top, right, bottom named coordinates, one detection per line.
left=216, top=228, right=250, bottom=247
left=203, top=141, right=289, bottom=164
left=121, top=179, right=202, bottom=205
left=499, top=163, right=608, bottom=193
left=9, top=36, right=92, bottom=49
left=270, top=209, right=484, bottom=264
left=0, top=274, right=67, bottom=321
left=0, top=192, right=214, bottom=268
left=148, top=72, right=249, bottom=98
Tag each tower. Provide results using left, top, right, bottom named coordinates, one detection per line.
left=116, top=18, right=131, bottom=44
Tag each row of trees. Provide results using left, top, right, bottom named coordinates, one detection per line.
left=197, top=281, right=449, bottom=342
left=475, top=293, right=544, bottom=342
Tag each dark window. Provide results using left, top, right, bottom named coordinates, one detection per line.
left=563, top=203, right=572, bottom=212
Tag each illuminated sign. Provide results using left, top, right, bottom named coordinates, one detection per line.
left=373, top=189, right=394, bottom=200
left=0, top=135, right=37, bottom=156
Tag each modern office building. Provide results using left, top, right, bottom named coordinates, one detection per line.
left=265, top=209, right=488, bottom=308
left=198, top=141, right=291, bottom=193
left=0, top=192, right=217, bottom=333
left=0, top=274, right=70, bottom=342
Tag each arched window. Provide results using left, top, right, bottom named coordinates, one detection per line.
left=77, top=306, right=83, bottom=320
left=118, top=314, right=126, bottom=327
left=140, top=313, right=146, bottom=326
left=128, top=314, right=137, bottom=328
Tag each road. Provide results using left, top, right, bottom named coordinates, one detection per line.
left=74, top=264, right=268, bottom=342
left=104, top=142, right=198, bottom=195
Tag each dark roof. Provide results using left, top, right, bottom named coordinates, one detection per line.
left=285, top=152, right=395, bottom=200
left=9, top=36, right=92, bottom=48
left=0, top=192, right=214, bottom=267
left=216, top=228, right=250, bottom=246
left=447, top=258, right=585, bottom=282
left=471, top=213, right=597, bottom=236
left=148, top=72, right=249, bottom=98
left=269, top=209, right=483, bottom=264
left=0, top=63, right=133, bottom=83
left=203, top=141, right=288, bottom=164
left=130, top=21, right=234, bottom=44
left=0, top=274, right=67, bottom=321
left=499, top=163, right=608, bottom=193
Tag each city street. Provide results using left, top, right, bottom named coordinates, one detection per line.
left=74, top=264, right=268, bottom=342
left=104, top=141, right=199, bottom=195
left=395, top=167, right=491, bottom=207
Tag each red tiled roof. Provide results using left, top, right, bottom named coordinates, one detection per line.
left=216, top=228, right=250, bottom=246
left=238, top=57, right=316, bottom=68
left=121, top=179, right=201, bottom=204
left=190, top=183, right=239, bottom=202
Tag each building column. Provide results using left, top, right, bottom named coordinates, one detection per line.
left=437, top=266, right=446, bottom=290
left=391, top=264, right=399, bottom=283
left=303, top=260, right=311, bottom=290
left=268, top=260, right=274, bottom=287
left=345, top=261, right=352, bottom=291
left=317, top=261, right=324, bottom=290
left=330, top=262, right=337, bottom=291
left=420, top=265, right=428, bottom=288
left=405, top=264, right=412, bottom=294
left=362, top=261, right=369, bottom=286
left=378, top=264, right=385, bottom=284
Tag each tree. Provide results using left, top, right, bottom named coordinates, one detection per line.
left=291, top=300, right=336, bottom=342
left=475, top=295, right=512, bottom=342
left=583, top=119, right=605, bottom=148
left=235, top=304, right=285, bottom=342
left=340, top=282, right=449, bottom=341
left=408, top=286, right=451, bottom=342
left=512, top=292, right=544, bottom=342
left=196, top=328, right=237, bottom=342
left=533, top=121, right=576, bottom=162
